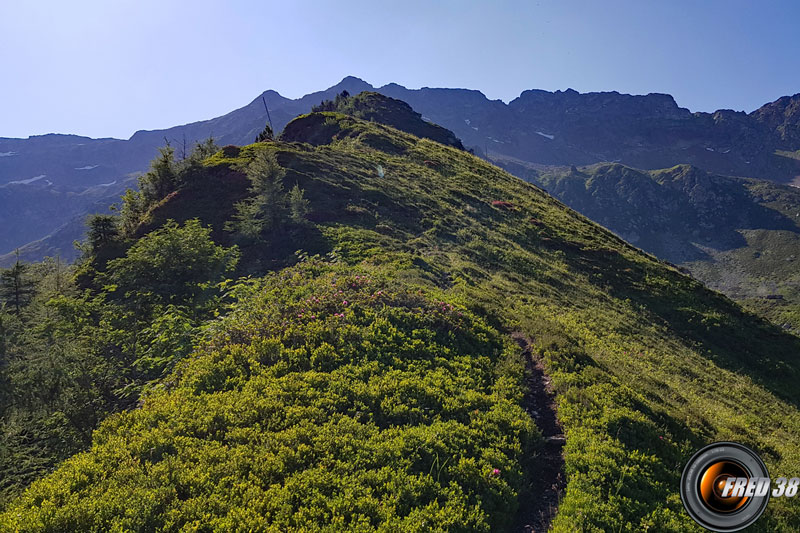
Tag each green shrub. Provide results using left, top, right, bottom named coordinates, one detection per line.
left=0, top=263, right=537, bottom=532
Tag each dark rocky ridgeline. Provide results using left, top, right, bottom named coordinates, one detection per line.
left=4, top=77, right=800, bottom=262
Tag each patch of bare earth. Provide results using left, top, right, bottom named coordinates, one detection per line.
left=512, top=332, right=566, bottom=533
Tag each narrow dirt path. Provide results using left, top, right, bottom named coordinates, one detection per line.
left=512, top=332, right=566, bottom=533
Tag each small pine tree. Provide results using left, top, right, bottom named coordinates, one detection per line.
left=248, top=150, right=286, bottom=231
left=119, top=188, right=146, bottom=236
left=0, top=252, right=35, bottom=315
left=227, top=151, right=287, bottom=239
left=312, top=91, right=351, bottom=113
left=86, top=214, right=120, bottom=253
left=191, top=137, right=219, bottom=161
left=288, top=185, right=310, bottom=224
left=227, top=198, right=264, bottom=240
left=140, top=146, right=178, bottom=203
left=255, top=124, right=274, bottom=143
left=0, top=302, right=9, bottom=360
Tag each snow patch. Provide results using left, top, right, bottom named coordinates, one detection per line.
left=706, top=147, right=715, bottom=152
left=721, top=149, right=731, bottom=154
left=97, top=180, right=117, bottom=187
left=464, top=119, right=471, bottom=125
left=8, top=174, right=46, bottom=185
left=471, top=126, right=479, bottom=131
left=536, top=131, right=555, bottom=140
left=75, top=165, right=99, bottom=170
left=0, top=151, right=16, bottom=157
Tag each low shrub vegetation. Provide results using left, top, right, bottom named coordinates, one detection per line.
left=1, top=262, right=537, bottom=532
left=3, top=99, right=800, bottom=531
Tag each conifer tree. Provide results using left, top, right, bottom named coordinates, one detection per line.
left=288, top=184, right=310, bottom=224
left=119, top=189, right=146, bottom=236
left=228, top=151, right=287, bottom=239
left=140, top=146, right=178, bottom=202
left=0, top=252, right=34, bottom=315
left=255, top=124, right=274, bottom=143
left=86, top=214, right=120, bottom=253
left=190, top=137, right=219, bottom=162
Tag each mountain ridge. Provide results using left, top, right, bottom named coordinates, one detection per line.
left=4, top=99, right=800, bottom=531
left=2, top=77, right=799, bottom=261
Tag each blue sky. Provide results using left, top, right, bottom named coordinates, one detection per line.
left=1, top=0, right=798, bottom=139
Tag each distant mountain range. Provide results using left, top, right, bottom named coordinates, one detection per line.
left=2, top=76, right=799, bottom=265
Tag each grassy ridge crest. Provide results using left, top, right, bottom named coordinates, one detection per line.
left=3, top=106, right=800, bottom=530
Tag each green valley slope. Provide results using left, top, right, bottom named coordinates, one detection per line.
left=3, top=102, right=800, bottom=531
left=507, top=162, right=800, bottom=333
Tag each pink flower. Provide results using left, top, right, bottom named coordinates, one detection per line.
left=490, top=468, right=500, bottom=477
left=342, top=300, right=348, bottom=306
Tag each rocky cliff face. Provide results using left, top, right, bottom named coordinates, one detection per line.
left=752, top=93, right=800, bottom=146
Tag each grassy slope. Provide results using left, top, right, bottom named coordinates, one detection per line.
left=685, top=178, right=800, bottom=332
left=4, top=114, right=800, bottom=531
left=524, top=162, right=800, bottom=333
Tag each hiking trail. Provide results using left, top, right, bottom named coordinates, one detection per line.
left=512, top=332, right=566, bottom=533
